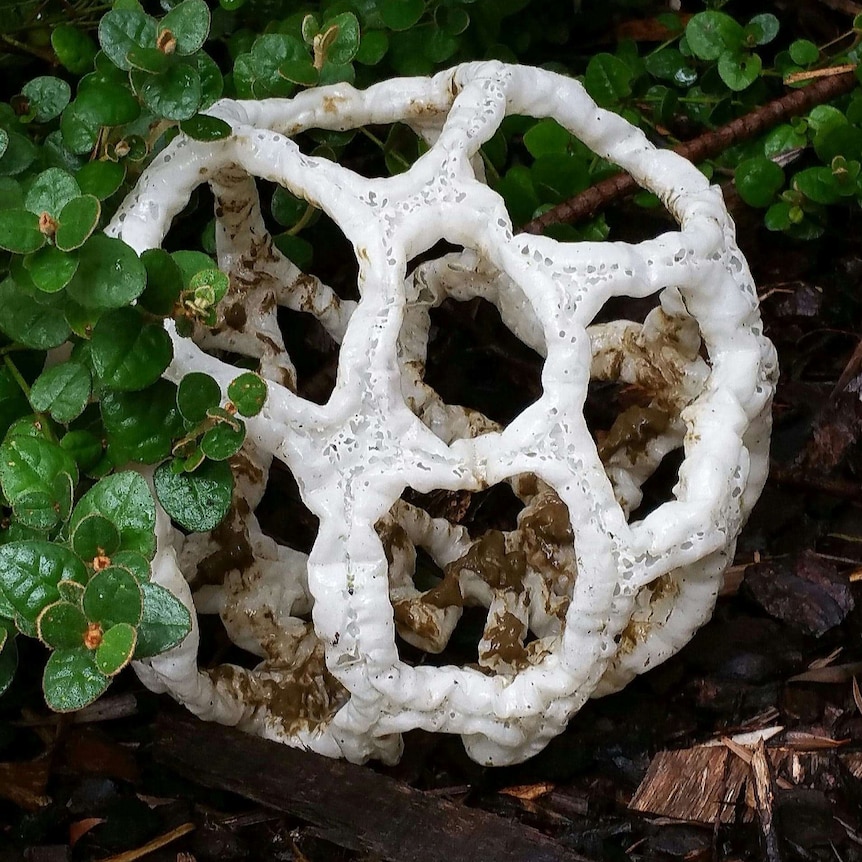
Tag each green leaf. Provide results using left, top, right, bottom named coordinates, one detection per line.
left=189, top=267, right=229, bottom=305
left=789, top=39, right=819, bottom=66
left=126, top=45, right=171, bottom=74
left=60, top=430, right=103, bottom=473
left=686, top=11, right=744, bottom=61
left=90, top=307, right=173, bottom=392
left=66, top=235, right=147, bottom=309
left=37, top=600, right=88, bottom=649
left=379, top=0, right=424, bottom=31
left=763, top=124, right=807, bottom=158
left=717, top=51, right=762, bottom=92
left=43, top=646, right=109, bottom=712
left=25, top=169, right=80, bottom=219
left=356, top=30, right=388, bottom=66
left=173, top=250, right=216, bottom=286
left=56, top=193, right=101, bottom=250
left=0, top=541, right=87, bottom=626
left=76, top=161, right=126, bottom=200
left=744, top=13, right=779, bottom=47
left=29, top=361, right=91, bottom=424
left=160, top=0, right=211, bottom=56
left=0, top=627, right=17, bottom=697
left=0, top=278, right=70, bottom=348
left=21, top=77, right=72, bottom=123
left=95, top=622, right=137, bottom=676
left=0, top=131, right=36, bottom=177
left=584, top=53, right=633, bottom=107
left=0, top=436, right=78, bottom=530
left=180, top=114, right=232, bottom=141
left=178, top=372, right=221, bottom=422
left=52, top=25, right=98, bottom=76
left=523, top=119, right=570, bottom=158
left=112, top=550, right=151, bottom=584
left=0, top=210, right=45, bottom=254
left=83, top=567, right=143, bottom=628
left=71, top=513, right=122, bottom=561
left=57, top=579, right=85, bottom=605
left=228, top=372, right=267, bottom=417
left=735, top=157, right=785, bottom=208
left=279, top=59, right=319, bottom=87
left=101, top=380, right=184, bottom=464
left=794, top=166, right=842, bottom=204
left=24, top=246, right=78, bottom=294
left=271, top=187, right=306, bottom=227
left=138, top=63, right=202, bottom=121
left=531, top=153, right=590, bottom=201
left=140, top=248, right=184, bottom=315
left=325, top=12, right=360, bottom=65
left=201, top=419, right=245, bottom=461
left=70, top=472, right=157, bottom=560
left=99, top=9, right=157, bottom=72
left=0, top=367, right=30, bottom=441
left=135, top=581, right=190, bottom=658
left=154, top=458, right=233, bottom=532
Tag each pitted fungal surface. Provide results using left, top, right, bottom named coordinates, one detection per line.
left=113, top=62, right=777, bottom=766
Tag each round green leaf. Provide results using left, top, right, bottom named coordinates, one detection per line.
left=584, top=53, right=633, bottom=107
left=0, top=277, right=70, bottom=348
left=794, top=166, right=841, bottom=204
left=379, top=0, right=424, bottom=31
left=178, top=372, right=221, bottom=422
left=71, top=513, right=122, bottom=561
left=95, top=622, right=137, bottom=676
left=356, top=31, right=388, bottom=66
left=90, top=307, right=173, bottom=391
left=37, top=600, right=88, bottom=650
left=52, top=25, right=98, bottom=75
left=83, top=567, right=143, bottom=628
left=134, top=581, right=191, bottom=658
left=735, top=157, right=785, bottom=208
left=60, top=430, right=103, bottom=473
left=138, top=64, right=202, bottom=121
left=271, top=186, right=306, bottom=227
left=154, top=458, right=233, bottom=532
left=0, top=541, right=87, bottom=626
left=179, top=114, right=232, bottom=142
left=70, top=472, right=157, bottom=559
left=325, top=12, right=360, bottom=65
left=21, top=77, right=72, bottom=123
left=126, top=45, right=171, bottom=74
left=228, top=372, right=267, bottom=417
left=98, top=9, right=157, bottom=72
left=0, top=436, right=78, bottom=530
left=423, top=27, right=458, bottom=64
left=25, top=169, right=80, bottom=219
left=101, top=380, right=184, bottom=465
left=112, top=550, right=151, bottom=584
left=55, top=195, right=102, bottom=252
left=744, top=13, right=779, bottom=47
left=58, top=579, right=86, bottom=605
left=76, top=161, right=125, bottom=201
left=66, top=234, right=147, bottom=309
left=160, top=0, right=211, bottom=56
left=523, top=119, right=571, bottom=158
left=76, top=81, right=141, bottom=127
left=789, top=39, right=819, bottom=66
left=141, top=248, right=184, bottom=315
left=43, top=646, right=109, bottom=712
left=29, top=361, right=91, bottom=423
left=0, top=210, right=45, bottom=254
left=24, top=246, right=78, bottom=294
left=0, top=131, right=36, bottom=177
left=189, top=267, right=229, bottom=303
left=201, top=420, right=245, bottom=461
left=172, top=250, right=217, bottom=286
left=717, top=51, right=762, bottom=92
left=279, top=59, right=319, bottom=87
left=685, top=11, right=744, bottom=61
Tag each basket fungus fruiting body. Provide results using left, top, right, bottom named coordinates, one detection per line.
left=113, top=62, right=777, bottom=766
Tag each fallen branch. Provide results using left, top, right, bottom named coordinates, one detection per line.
left=153, top=710, right=595, bottom=862
left=522, top=71, right=858, bottom=234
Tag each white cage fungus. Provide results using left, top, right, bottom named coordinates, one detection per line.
left=110, top=62, right=777, bottom=766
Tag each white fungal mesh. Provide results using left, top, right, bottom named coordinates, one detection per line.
left=112, top=62, right=777, bottom=766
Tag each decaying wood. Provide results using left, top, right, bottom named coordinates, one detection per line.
left=153, top=710, right=594, bottom=862
left=750, top=740, right=782, bottom=862
left=522, top=71, right=858, bottom=234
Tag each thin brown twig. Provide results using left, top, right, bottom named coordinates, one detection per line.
left=522, top=71, right=859, bottom=234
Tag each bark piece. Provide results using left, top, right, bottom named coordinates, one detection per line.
left=153, top=710, right=593, bottom=862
